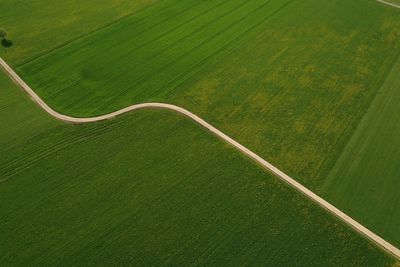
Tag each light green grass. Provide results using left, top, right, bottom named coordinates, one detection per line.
left=0, top=0, right=159, bottom=66
left=0, top=73, right=396, bottom=265
left=324, top=57, right=400, bottom=246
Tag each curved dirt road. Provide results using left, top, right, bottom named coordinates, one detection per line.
left=376, top=0, right=400, bottom=9
left=1, top=57, right=399, bottom=260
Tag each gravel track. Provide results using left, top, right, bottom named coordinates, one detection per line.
left=376, top=0, right=400, bottom=9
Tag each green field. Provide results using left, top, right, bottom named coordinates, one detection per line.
left=17, top=0, right=293, bottom=115
left=1, top=0, right=400, bottom=263
left=0, top=0, right=159, bottom=66
left=0, top=72, right=395, bottom=265
left=324, top=57, right=400, bottom=246
left=3, top=0, right=400, bottom=247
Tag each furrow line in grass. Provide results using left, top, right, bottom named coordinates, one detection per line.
left=125, top=0, right=287, bottom=101
left=81, top=0, right=231, bottom=71
left=56, top=91, right=96, bottom=112
left=90, top=0, right=262, bottom=110
left=1, top=56, right=400, bottom=260
left=2, top=120, right=115, bottom=160
left=0, top=132, right=101, bottom=180
left=0, top=100, right=15, bottom=113
left=0, top=122, right=116, bottom=180
left=78, top=0, right=245, bottom=81
left=157, top=0, right=292, bottom=100
left=16, top=1, right=205, bottom=90
left=54, top=0, right=206, bottom=70
left=0, top=150, right=118, bottom=221
left=15, top=0, right=177, bottom=68
left=24, top=0, right=240, bottom=103
left=40, top=0, right=240, bottom=101
left=93, top=0, right=276, bottom=112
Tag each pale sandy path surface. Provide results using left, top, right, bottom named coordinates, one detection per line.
left=1, top=57, right=399, bottom=260
left=376, top=0, right=400, bottom=9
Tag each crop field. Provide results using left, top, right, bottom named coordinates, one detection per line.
left=17, top=0, right=293, bottom=115
left=0, top=72, right=395, bottom=265
left=0, top=0, right=159, bottom=66
left=3, top=0, right=400, bottom=248
left=1, top=0, right=400, bottom=264
left=324, top=57, right=400, bottom=246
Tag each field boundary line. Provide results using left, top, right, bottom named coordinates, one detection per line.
left=376, top=0, right=400, bottom=9
left=0, top=57, right=399, bottom=260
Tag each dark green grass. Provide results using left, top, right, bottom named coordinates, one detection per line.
left=0, top=70, right=396, bottom=265
left=323, top=57, right=400, bottom=246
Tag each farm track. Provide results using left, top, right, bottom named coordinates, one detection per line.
left=1, top=56, right=399, bottom=261
left=376, top=0, right=400, bottom=9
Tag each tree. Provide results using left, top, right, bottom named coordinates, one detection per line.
left=0, top=30, right=12, bottom=48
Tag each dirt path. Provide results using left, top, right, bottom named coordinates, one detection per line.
left=377, top=0, right=400, bottom=9
left=1, top=57, right=399, bottom=260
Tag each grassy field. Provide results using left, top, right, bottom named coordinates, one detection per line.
left=17, top=0, right=293, bottom=115
left=17, top=0, right=400, bottom=246
left=12, top=0, right=400, bottom=188
left=0, top=0, right=159, bottom=66
left=1, top=0, right=400, bottom=259
left=324, top=57, right=400, bottom=246
left=0, top=73, right=395, bottom=265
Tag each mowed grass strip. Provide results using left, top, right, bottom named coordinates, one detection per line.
left=17, top=0, right=292, bottom=116
left=0, top=73, right=397, bottom=266
left=323, top=56, right=400, bottom=246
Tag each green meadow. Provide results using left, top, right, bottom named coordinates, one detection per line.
left=4, top=0, right=400, bottom=247
left=0, top=72, right=394, bottom=265
left=17, top=0, right=293, bottom=115
left=1, top=0, right=400, bottom=262
left=324, top=57, right=400, bottom=246
left=0, top=0, right=159, bottom=66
